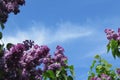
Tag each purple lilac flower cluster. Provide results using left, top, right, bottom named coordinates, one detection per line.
left=0, top=0, right=25, bottom=23
left=2, top=40, right=68, bottom=80
left=117, top=68, right=120, bottom=76
left=43, top=45, right=68, bottom=71
left=90, top=73, right=111, bottom=80
left=104, top=28, right=120, bottom=40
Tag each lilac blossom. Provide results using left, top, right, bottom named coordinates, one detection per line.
left=90, top=74, right=112, bottom=80
left=101, top=73, right=111, bottom=80
left=117, top=68, right=120, bottom=75
left=105, top=28, right=120, bottom=40
left=0, top=0, right=25, bottom=23
left=90, top=77, right=101, bottom=80
left=48, top=63, right=61, bottom=70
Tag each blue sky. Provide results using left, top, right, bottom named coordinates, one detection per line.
left=2, top=0, right=120, bottom=80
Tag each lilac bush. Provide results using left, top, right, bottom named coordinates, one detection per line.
left=0, top=40, right=73, bottom=80
left=0, top=39, right=74, bottom=80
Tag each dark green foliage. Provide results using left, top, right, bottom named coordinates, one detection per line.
left=0, top=32, right=2, bottom=40
left=0, top=22, right=5, bottom=30
left=43, top=66, right=74, bottom=80
left=6, top=43, right=13, bottom=50
left=107, top=40, right=120, bottom=58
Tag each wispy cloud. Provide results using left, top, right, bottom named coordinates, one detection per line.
left=3, top=22, right=94, bottom=45
left=54, top=22, right=93, bottom=42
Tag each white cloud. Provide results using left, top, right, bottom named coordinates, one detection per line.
left=54, top=22, right=92, bottom=42
left=3, top=22, right=94, bottom=45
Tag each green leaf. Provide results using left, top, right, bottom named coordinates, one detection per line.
left=101, top=59, right=108, bottom=65
left=56, top=70, right=61, bottom=77
left=69, top=65, right=75, bottom=76
left=106, top=63, right=112, bottom=68
left=64, top=60, right=68, bottom=64
left=6, top=43, right=13, bottom=50
left=0, top=22, right=5, bottom=30
left=88, top=76, right=92, bottom=80
left=110, top=39, right=119, bottom=58
left=63, top=74, right=67, bottom=80
left=101, top=59, right=112, bottom=70
left=0, top=32, right=2, bottom=39
left=110, top=40, right=117, bottom=50
left=90, top=60, right=96, bottom=70
left=105, top=64, right=112, bottom=71
left=96, top=65, right=102, bottom=70
left=94, top=55, right=100, bottom=59
left=67, top=76, right=73, bottom=80
left=0, top=44, right=4, bottom=57
left=92, top=73, right=95, bottom=76
left=112, top=50, right=116, bottom=59
left=107, top=43, right=111, bottom=53
left=0, top=44, right=4, bottom=50
left=45, top=70, right=55, bottom=79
